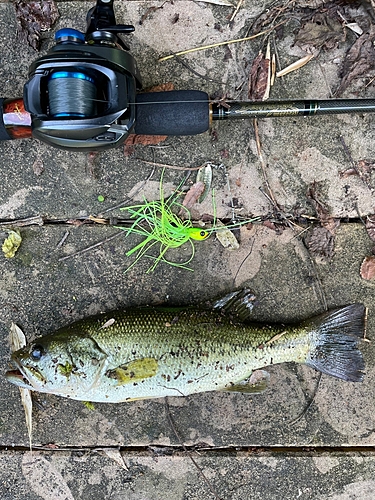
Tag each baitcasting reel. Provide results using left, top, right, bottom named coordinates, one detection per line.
left=1, top=0, right=375, bottom=151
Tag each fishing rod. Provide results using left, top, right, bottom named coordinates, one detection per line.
left=1, top=0, right=375, bottom=151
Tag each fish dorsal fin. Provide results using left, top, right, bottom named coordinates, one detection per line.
left=221, top=370, right=270, bottom=394
left=212, top=289, right=257, bottom=322
left=105, top=358, right=158, bottom=386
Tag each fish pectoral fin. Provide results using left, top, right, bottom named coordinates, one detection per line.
left=105, top=357, right=158, bottom=386
left=221, top=369, right=270, bottom=394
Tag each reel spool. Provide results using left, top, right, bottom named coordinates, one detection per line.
left=48, top=70, right=97, bottom=118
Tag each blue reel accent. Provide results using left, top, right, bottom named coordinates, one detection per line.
left=55, top=28, right=85, bottom=43
left=49, top=71, right=95, bottom=83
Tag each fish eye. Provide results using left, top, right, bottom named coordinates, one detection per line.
left=31, top=345, right=44, bottom=361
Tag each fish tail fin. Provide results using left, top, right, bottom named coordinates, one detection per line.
left=305, top=304, right=366, bottom=382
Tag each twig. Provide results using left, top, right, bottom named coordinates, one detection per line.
left=101, top=166, right=156, bottom=214
left=253, top=118, right=279, bottom=208
left=158, top=22, right=285, bottom=62
left=165, top=399, right=223, bottom=500
left=229, top=0, right=244, bottom=24
left=55, top=230, right=70, bottom=250
left=233, top=236, right=255, bottom=286
left=58, top=232, right=123, bottom=262
left=0, top=215, right=44, bottom=228
left=288, top=373, right=322, bottom=426
left=175, top=56, right=227, bottom=85
left=136, top=159, right=207, bottom=171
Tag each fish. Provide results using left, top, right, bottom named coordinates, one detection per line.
left=5, top=290, right=366, bottom=403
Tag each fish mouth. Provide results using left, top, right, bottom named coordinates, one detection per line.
left=5, top=368, right=34, bottom=390
left=5, top=357, right=46, bottom=390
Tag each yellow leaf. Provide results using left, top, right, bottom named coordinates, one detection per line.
left=2, top=229, right=22, bottom=258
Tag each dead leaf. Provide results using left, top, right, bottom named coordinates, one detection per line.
left=180, top=182, right=205, bottom=212
left=360, top=255, right=375, bottom=280
left=146, top=82, right=174, bottom=93
left=276, top=54, right=314, bottom=78
left=10, top=322, right=27, bottom=352
left=2, top=229, right=22, bottom=258
left=307, top=182, right=339, bottom=234
left=10, top=323, right=33, bottom=450
left=294, top=13, right=345, bottom=53
left=215, top=221, right=240, bottom=250
left=306, top=226, right=335, bottom=259
left=248, top=52, right=270, bottom=101
left=337, top=26, right=375, bottom=95
left=94, top=448, right=129, bottom=470
left=32, top=157, right=44, bottom=176
left=15, top=0, right=59, bottom=50
left=124, top=134, right=168, bottom=156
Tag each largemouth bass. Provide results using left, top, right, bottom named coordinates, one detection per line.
left=5, top=291, right=365, bottom=403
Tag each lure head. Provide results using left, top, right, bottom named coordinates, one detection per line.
left=187, top=228, right=210, bottom=241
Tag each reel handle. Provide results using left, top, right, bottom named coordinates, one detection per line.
left=0, top=98, right=32, bottom=140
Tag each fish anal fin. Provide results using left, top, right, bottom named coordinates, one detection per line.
left=106, top=357, right=158, bottom=386
left=221, top=369, right=270, bottom=394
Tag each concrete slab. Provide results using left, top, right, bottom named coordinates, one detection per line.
left=1, top=0, right=375, bottom=499
left=2, top=449, right=375, bottom=500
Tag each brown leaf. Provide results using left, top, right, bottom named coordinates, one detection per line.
left=124, top=134, right=168, bottom=156
left=360, top=255, right=375, bottom=280
left=307, top=226, right=335, bottom=259
left=248, top=53, right=270, bottom=101
left=294, top=13, right=345, bottom=52
left=147, top=82, right=175, bottom=93
left=307, top=182, right=339, bottom=234
left=181, top=182, right=205, bottom=210
left=15, top=0, right=59, bottom=50
left=337, top=26, right=375, bottom=95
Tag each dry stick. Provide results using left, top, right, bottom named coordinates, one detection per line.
left=136, top=159, right=206, bottom=171
left=229, top=0, right=244, bottom=23
left=175, top=56, right=227, bottom=85
left=101, top=165, right=156, bottom=214
left=165, top=399, right=223, bottom=500
left=0, top=215, right=44, bottom=228
left=288, top=373, right=322, bottom=426
left=233, top=235, right=256, bottom=287
left=158, top=23, right=285, bottom=62
left=55, top=230, right=70, bottom=250
left=253, top=118, right=279, bottom=208
left=254, top=118, right=327, bottom=423
left=58, top=232, right=123, bottom=262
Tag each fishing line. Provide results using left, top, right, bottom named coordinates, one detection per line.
left=48, top=71, right=97, bottom=118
